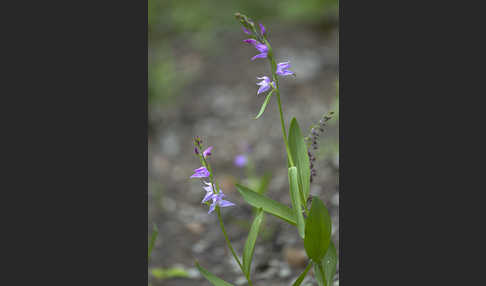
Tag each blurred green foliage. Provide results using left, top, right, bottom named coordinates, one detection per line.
left=150, top=267, right=190, bottom=280
left=148, top=0, right=338, bottom=107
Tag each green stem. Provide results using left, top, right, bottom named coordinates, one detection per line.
left=263, top=38, right=295, bottom=167
left=217, top=208, right=253, bottom=286
left=275, top=89, right=295, bottom=167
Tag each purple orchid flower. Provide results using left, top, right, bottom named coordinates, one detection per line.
left=243, top=39, right=268, bottom=60
left=242, top=27, right=251, bottom=35
left=190, top=166, right=210, bottom=178
left=203, top=146, right=213, bottom=158
left=259, top=23, right=266, bottom=36
left=256, top=76, right=274, bottom=95
left=234, top=154, right=248, bottom=167
left=276, top=62, right=294, bottom=76
left=202, top=181, right=215, bottom=203
left=208, top=192, right=236, bottom=214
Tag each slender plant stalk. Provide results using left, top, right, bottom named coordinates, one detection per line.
left=263, top=39, right=295, bottom=167
left=217, top=208, right=253, bottom=286
left=201, top=151, right=253, bottom=285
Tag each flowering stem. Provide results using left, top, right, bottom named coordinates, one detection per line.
left=216, top=208, right=253, bottom=286
left=263, top=38, right=295, bottom=167
left=200, top=155, right=220, bottom=194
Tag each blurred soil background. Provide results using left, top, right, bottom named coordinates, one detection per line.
left=149, top=1, right=339, bottom=285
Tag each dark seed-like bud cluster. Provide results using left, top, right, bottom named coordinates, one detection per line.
left=306, top=111, right=335, bottom=183
left=194, top=136, right=203, bottom=157
left=235, top=12, right=255, bottom=32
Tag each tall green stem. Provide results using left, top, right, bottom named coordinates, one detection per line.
left=217, top=208, right=253, bottom=286
left=263, top=38, right=295, bottom=167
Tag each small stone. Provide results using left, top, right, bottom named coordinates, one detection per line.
left=192, top=240, right=209, bottom=253
left=186, top=222, right=205, bottom=235
left=331, top=193, right=339, bottom=206
left=284, top=247, right=308, bottom=268
left=278, top=265, right=291, bottom=278
left=235, top=276, right=248, bottom=285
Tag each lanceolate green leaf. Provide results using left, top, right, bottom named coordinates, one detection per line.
left=322, top=241, right=338, bottom=286
left=288, top=166, right=305, bottom=238
left=291, top=261, right=313, bottom=286
left=242, top=208, right=264, bottom=276
left=288, top=118, right=311, bottom=201
left=195, top=261, right=235, bottom=286
left=236, top=184, right=297, bottom=225
left=304, top=197, right=332, bottom=261
left=255, top=90, right=274, bottom=119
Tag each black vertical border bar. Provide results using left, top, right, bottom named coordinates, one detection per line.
left=3, top=0, right=149, bottom=283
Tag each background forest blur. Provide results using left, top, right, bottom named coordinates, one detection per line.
left=149, top=1, right=339, bottom=285
left=149, top=0, right=338, bottom=113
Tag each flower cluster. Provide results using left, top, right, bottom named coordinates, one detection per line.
left=306, top=112, right=335, bottom=183
left=237, top=14, right=294, bottom=96
left=190, top=137, right=235, bottom=214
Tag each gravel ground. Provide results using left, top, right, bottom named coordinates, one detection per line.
left=149, top=23, right=339, bottom=286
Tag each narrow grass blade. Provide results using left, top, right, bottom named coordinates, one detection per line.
left=291, top=261, right=313, bottom=286
left=242, top=208, right=264, bottom=275
left=255, top=90, right=274, bottom=119
left=236, top=183, right=296, bottom=225
left=195, top=261, right=235, bottom=286
left=288, top=166, right=305, bottom=238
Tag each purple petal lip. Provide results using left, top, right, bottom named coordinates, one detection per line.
left=242, top=27, right=252, bottom=35
left=251, top=52, right=267, bottom=61
left=257, top=84, right=271, bottom=95
left=207, top=192, right=235, bottom=214
left=190, top=166, right=210, bottom=178
left=259, top=23, right=266, bottom=35
left=244, top=39, right=268, bottom=52
left=243, top=39, right=257, bottom=45
left=219, top=200, right=236, bottom=207
left=202, top=192, right=213, bottom=203
left=256, top=76, right=273, bottom=95
left=203, top=146, right=213, bottom=158
left=276, top=61, right=294, bottom=76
